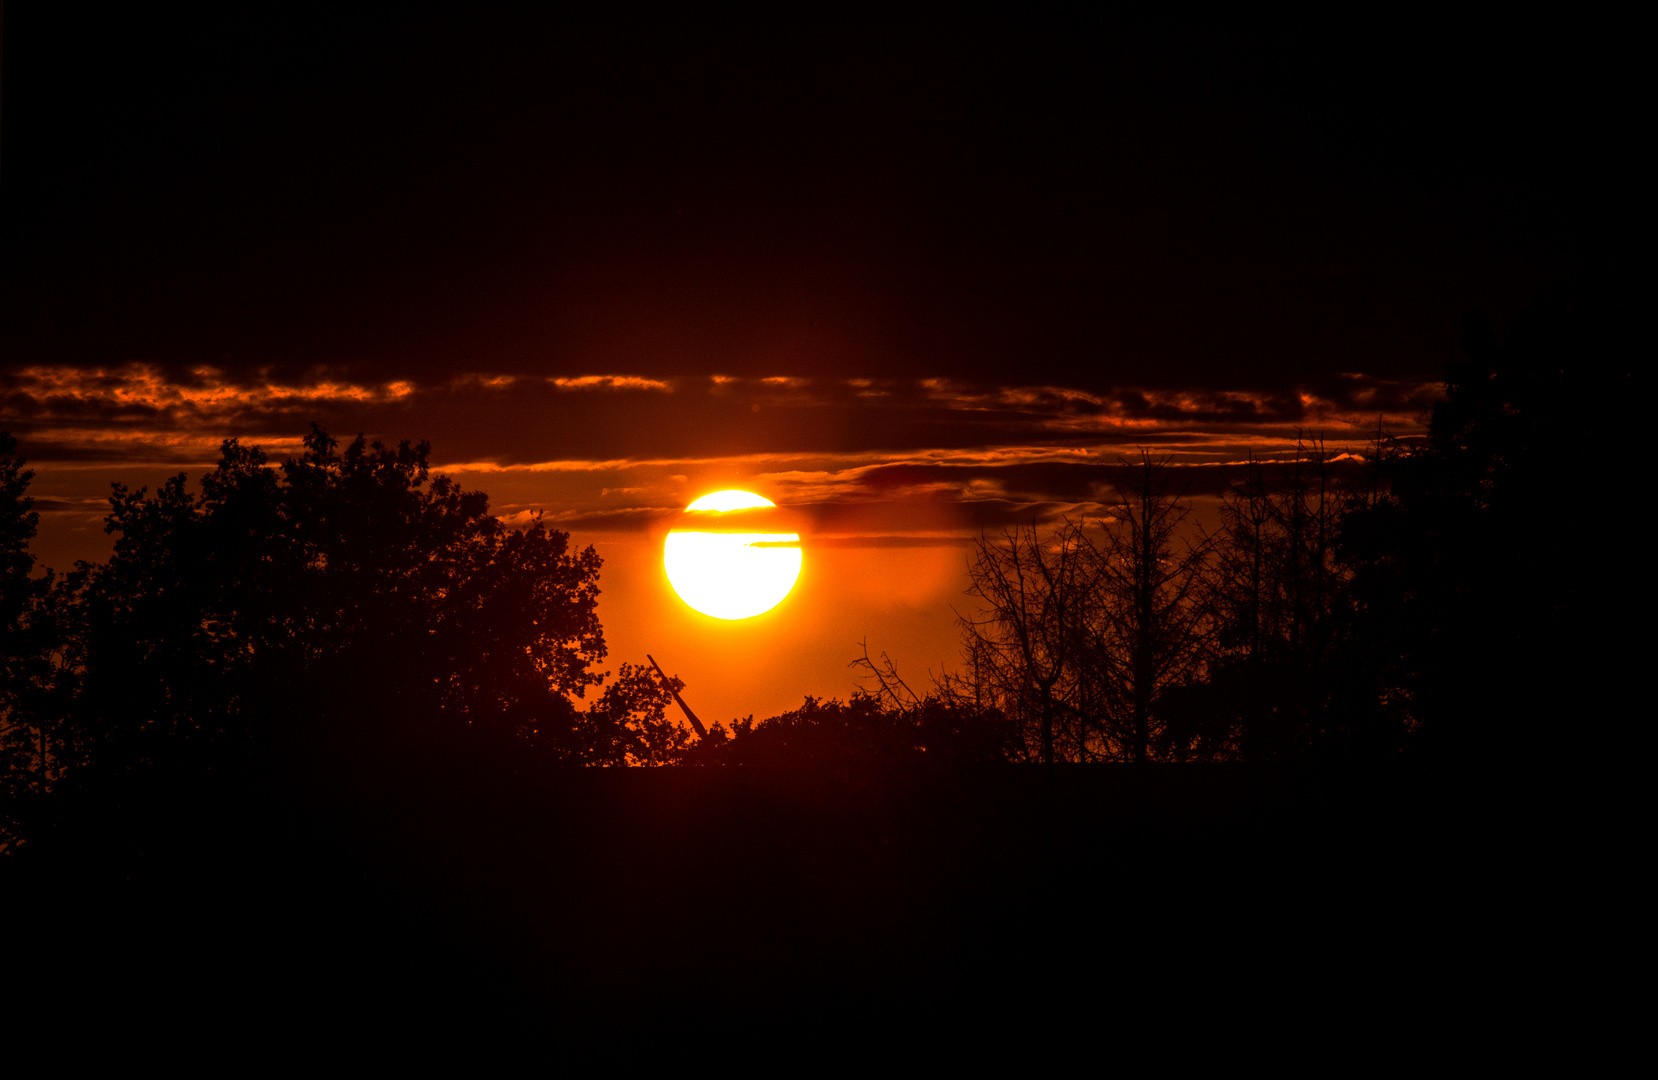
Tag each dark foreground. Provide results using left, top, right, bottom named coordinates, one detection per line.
left=5, top=749, right=1515, bottom=1036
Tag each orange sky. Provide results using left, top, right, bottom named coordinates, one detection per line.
left=11, top=365, right=1425, bottom=726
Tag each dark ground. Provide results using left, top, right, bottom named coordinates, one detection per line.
left=5, top=749, right=1526, bottom=1042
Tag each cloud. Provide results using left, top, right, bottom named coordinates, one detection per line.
left=796, top=535, right=977, bottom=549
left=550, top=376, right=673, bottom=392
left=27, top=497, right=106, bottom=514
left=4, top=366, right=1426, bottom=562
left=2, top=365, right=1429, bottom=468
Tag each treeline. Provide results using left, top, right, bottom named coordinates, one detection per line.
left=0, top=428, right=694, bottom=852
left=0, top=288, right=1630, bottom=852
left=915, top=443, right=1396, bottom=765
left=695, top=288, right=1629, bottom=768
left=907, top=291, right=1629, bottom=765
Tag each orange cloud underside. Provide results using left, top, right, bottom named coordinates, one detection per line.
left=11, top=363, right=1428, bottom=570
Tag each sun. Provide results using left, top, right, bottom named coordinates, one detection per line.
left=665, top=490, right=802, bottom=620
left=685, top=490, right=774, bottom=512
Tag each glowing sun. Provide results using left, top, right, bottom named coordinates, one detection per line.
left=665, top=490, right=802, bottom=620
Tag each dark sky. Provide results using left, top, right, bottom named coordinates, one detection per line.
left=2, top=9, right=1618, bottom=395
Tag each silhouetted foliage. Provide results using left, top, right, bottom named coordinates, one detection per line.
left=685, top=695, right=918, bottom=770
left=0, top=436, right=73, bottom=850
left=936, top=283, right=1627, bottom=765
left=851, top=644, right=1022, bottom=767
left=683, top=669, right=1016, bottom=771
left=1337, top=286, right=1633, bottom=760
left=1, top=283, right=1624, bottom=895
left=1184, top=439, right=1373, bottom=759
left=58, top=427, right=680, bottom=790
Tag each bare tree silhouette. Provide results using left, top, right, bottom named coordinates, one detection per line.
left=948, top=522, right=1095, bottom=764
left=1084, top=453, right=1212, bottom=763
left=1192, top=437, right=1353, bottom=758
left=940, top=453, right=1211, bottom=763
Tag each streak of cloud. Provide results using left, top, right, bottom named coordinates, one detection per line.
left=8, top=365, right=1425, bottom=568
left=3, top=365, right=1430, bottom=466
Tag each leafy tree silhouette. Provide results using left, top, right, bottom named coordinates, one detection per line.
left=62, top=426, right=680, bottom=786
left=0, top=435, right=73, bottom=851
left=1337, top=286, right=1633, bottom=761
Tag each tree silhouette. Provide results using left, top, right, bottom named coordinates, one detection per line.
left=1336, top=286, right=1632, bottom=760
left=61, top=427, right=680, bottom=781
left=1187, top=438, right=1357, bottom=758
left=949, top=522, right=1095, bottom=764
left=943, top=454, right=1211, bottom=763
left=1084, top=453, right=1212, bottom=763
left=0, top=435, right=72, bottom=850
left=682, top=681, right=1016, bottom=770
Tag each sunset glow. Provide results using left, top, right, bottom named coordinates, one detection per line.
left=0, top=8, right=1610, bottom=1024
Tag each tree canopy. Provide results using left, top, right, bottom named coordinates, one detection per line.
left=932, top=286, right=1629, bottom=764
left=0, top=435, right=68, bottom=843
left=58, top=427, right=683, bottom=787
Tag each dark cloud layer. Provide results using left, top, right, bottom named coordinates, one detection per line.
left=857, top=458, right=1373, bottom=504
left=0, top=368, right=1426, bottom=469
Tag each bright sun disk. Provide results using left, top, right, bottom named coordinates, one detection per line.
left=666, top=491, right=801, bottom=620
